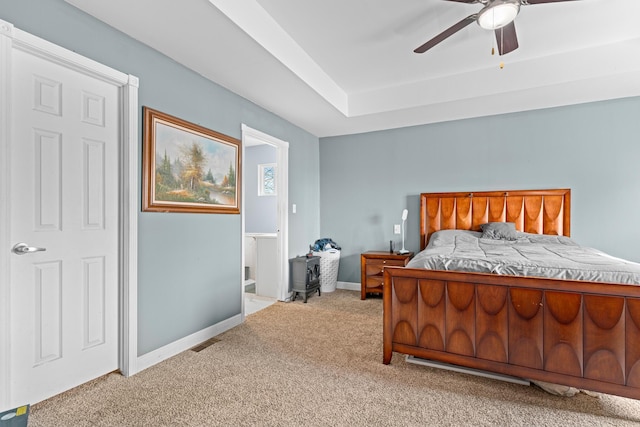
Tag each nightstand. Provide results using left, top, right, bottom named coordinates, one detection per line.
left=360, top=251, right=414, bottom=300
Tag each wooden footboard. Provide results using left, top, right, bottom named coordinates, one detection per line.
left=383, top=266, right=640, bottom=400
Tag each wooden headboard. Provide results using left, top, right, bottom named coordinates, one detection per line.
left=419, top=189, right=571, bottom=251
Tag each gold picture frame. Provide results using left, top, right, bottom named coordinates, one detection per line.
left=142, top=107, right=241, bottom=214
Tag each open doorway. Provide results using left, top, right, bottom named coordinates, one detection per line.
left=241, top=125, right=289, bottom=318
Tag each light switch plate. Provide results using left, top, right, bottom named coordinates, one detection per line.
left=394, top=224, right=401, bottom=234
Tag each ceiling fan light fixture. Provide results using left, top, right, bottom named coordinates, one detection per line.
left=477, top=1, right=520, bottom=30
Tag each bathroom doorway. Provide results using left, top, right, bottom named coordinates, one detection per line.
left=241, top=125, right=289, bottom=318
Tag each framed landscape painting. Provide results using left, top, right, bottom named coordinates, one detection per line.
left=142, top=107, right=241, bottom=214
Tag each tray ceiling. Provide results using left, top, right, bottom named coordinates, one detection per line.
left=66, top=0, right=640, bottom=137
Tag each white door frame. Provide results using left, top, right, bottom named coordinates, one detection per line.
left=240, top=124, right=289, bottom=316
left=0, top=19, right=139, bottom=410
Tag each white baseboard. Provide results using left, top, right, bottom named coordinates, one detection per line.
left=336, top=281, right=360, bottom=291
left=136, top=314, right=242, bottom=373
left=136, top=284, right=358, bottom=373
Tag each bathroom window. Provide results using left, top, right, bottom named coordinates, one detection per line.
left=258, top=163, right=276, bottom=196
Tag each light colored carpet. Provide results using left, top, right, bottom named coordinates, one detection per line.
left=29, top=290, right=640, bottom=426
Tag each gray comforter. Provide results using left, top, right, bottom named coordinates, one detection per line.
left=406, top=229, right=640, bottom=285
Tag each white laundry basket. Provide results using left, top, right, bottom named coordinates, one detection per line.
left=312, top=249, right=340, bottom=292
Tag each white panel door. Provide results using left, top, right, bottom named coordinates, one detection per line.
left=9, top=46, right=119, bottom=405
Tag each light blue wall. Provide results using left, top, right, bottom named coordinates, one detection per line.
left=245, top=145, right=277, bottom=233
left=320, top=98, right=640, bottom=283
left=1, top=0, right=320, bottom=355
left=7, top=0, right=638, bottom=353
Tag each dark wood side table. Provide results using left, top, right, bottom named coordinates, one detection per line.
left=360, top=251, right=414, bottom=300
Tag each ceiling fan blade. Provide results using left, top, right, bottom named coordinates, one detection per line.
left=414, top=14, right=477, bottom=54
left=523, top=0, right=580, bottom=4
left=443, top=0, right=481, bottom=3
left=495, top=22, right=518, bottom=55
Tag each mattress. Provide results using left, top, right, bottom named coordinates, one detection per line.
left=406, top=229, right=640, bottom=285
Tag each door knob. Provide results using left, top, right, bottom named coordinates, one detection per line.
left=12, top=242, right=46, bottom=255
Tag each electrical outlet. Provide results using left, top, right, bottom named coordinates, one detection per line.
left=394, top=224, right=401, bottom=234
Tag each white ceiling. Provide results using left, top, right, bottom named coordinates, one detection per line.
left=65, top=0, right=640, bottom=137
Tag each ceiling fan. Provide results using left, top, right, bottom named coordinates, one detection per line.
left=414, top=0, right=580, bottom=56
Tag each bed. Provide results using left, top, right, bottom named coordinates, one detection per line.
left=382, top=189, right=640, bottom=400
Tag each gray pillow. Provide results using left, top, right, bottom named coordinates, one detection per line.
left=480, top=222, right=518, bottom=240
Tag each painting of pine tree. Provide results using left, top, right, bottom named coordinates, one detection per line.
left=143, top=108, right=241, bottom=214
